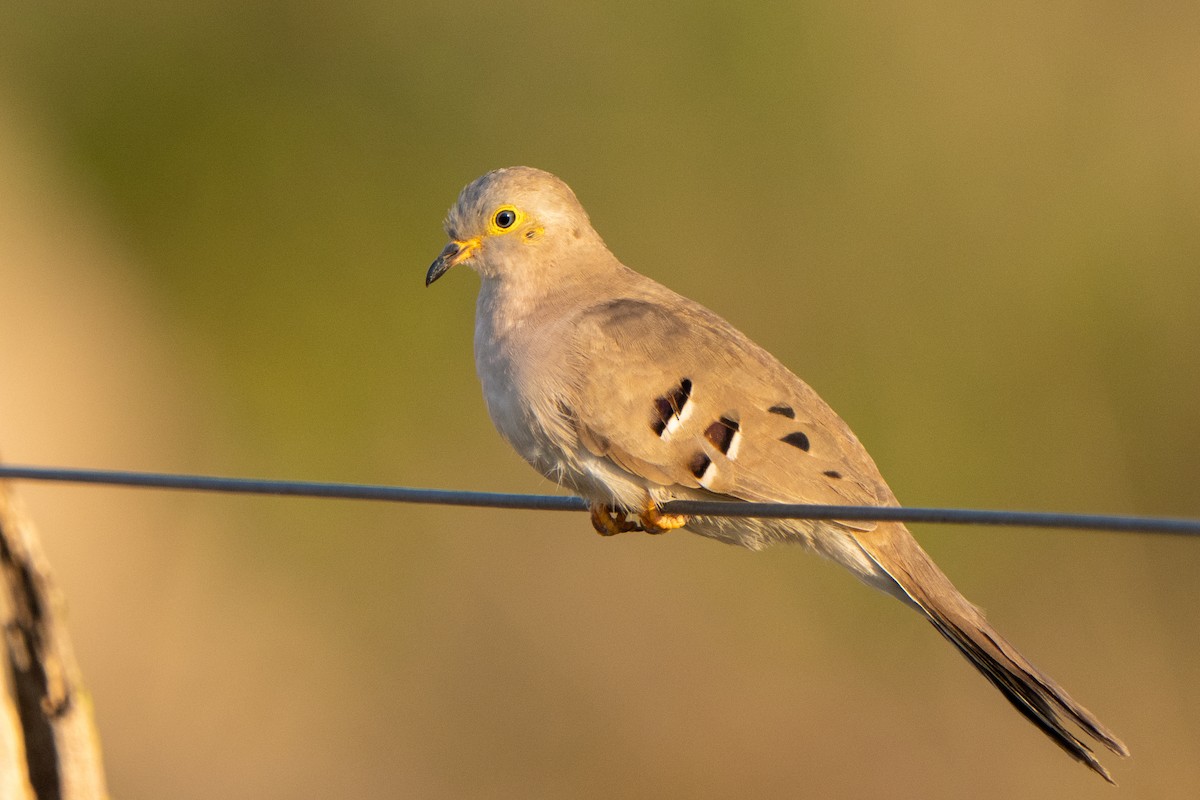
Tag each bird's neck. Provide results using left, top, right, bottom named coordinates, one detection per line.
left=477, top=254, right=628, bottom=337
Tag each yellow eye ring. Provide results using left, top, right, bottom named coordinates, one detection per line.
left=489, top=205, right=523, bottom=234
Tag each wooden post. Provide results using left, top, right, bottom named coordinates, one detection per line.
left=1, top=476, right=108, bottom=800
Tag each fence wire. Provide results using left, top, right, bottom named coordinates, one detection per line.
left=1, top=464, right=1197, bottom=536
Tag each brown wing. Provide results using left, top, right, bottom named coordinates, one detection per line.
left=564, top=297, right=893, bottom=529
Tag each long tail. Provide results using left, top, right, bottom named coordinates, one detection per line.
left=853, top=523, right=1129, bottom=782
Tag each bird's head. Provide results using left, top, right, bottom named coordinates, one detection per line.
left=426, top=166, right=607, bottom=286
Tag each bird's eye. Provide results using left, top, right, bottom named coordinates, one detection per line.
left=494, top=209, right=517, bottom=229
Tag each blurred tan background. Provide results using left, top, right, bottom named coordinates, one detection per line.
left=2, top=2, right=1198, bottom=797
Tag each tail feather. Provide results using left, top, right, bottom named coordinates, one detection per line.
left=854, top=523, right=1129, bottom=782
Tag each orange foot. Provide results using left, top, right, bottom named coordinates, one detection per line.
left=589, top=502, right=691, bottom=536
left=589, top=504, right=643, bottom=536
left=638, top=503, right=690, bottom=534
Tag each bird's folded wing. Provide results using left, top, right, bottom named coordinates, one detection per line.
left=563, top=296, right=892, bottom=529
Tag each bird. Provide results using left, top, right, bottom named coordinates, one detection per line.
left=424, top=165, right=1128, bottom=781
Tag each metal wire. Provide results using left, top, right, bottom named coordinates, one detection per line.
left=1, top=464, right=1196, bottom=536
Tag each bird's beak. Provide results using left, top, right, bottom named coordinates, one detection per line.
left=426, top=237, right=481, bottom=286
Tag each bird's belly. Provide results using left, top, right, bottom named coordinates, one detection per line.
left=479, top=373, right=547, bottom=465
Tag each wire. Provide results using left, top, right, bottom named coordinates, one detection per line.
left=1, top=464, right=1196, bottom=536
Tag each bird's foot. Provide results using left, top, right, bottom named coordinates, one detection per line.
left=589, top=502, right=690, bottom=536
left=638, top=503, right=690, bottom=534
left=589, top=504, right=643, bottom=536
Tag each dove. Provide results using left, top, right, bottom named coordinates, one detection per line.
left=426, top=166, right=1127, bottom=780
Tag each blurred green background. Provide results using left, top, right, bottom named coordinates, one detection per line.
left=2, top=1, right=1198, bottom=797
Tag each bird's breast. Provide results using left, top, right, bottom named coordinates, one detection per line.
left=473, top=291, right=564, bottom=474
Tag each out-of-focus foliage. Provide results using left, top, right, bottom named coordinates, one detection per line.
left=1, top=2, right=1197, bottom=797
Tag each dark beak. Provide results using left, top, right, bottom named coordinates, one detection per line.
left=426, top=238, right=480, bottom=286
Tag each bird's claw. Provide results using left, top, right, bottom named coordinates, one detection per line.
left=589, top=503, right=690, bottom=536
left=639, top=503, right=690, bottom=534
left=590, top=505, right=642, bottom=536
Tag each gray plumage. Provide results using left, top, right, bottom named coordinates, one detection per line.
left=426, top=166, right=1128, bottom=781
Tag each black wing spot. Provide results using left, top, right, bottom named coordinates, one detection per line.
left=668, top=378, right=693, bottom=413
left=768, top=404, right=796, bottom=419
left=651, top=397, right=673, bottom=435
left=703, top=416, right=739, bottom=454
left=780, top=431, right=810, bottom=452
left=823, top=470, right=842, bottom=479
left=688, top=451, right=712, bottom=479
left=650, top=378, right=693, bottom=437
